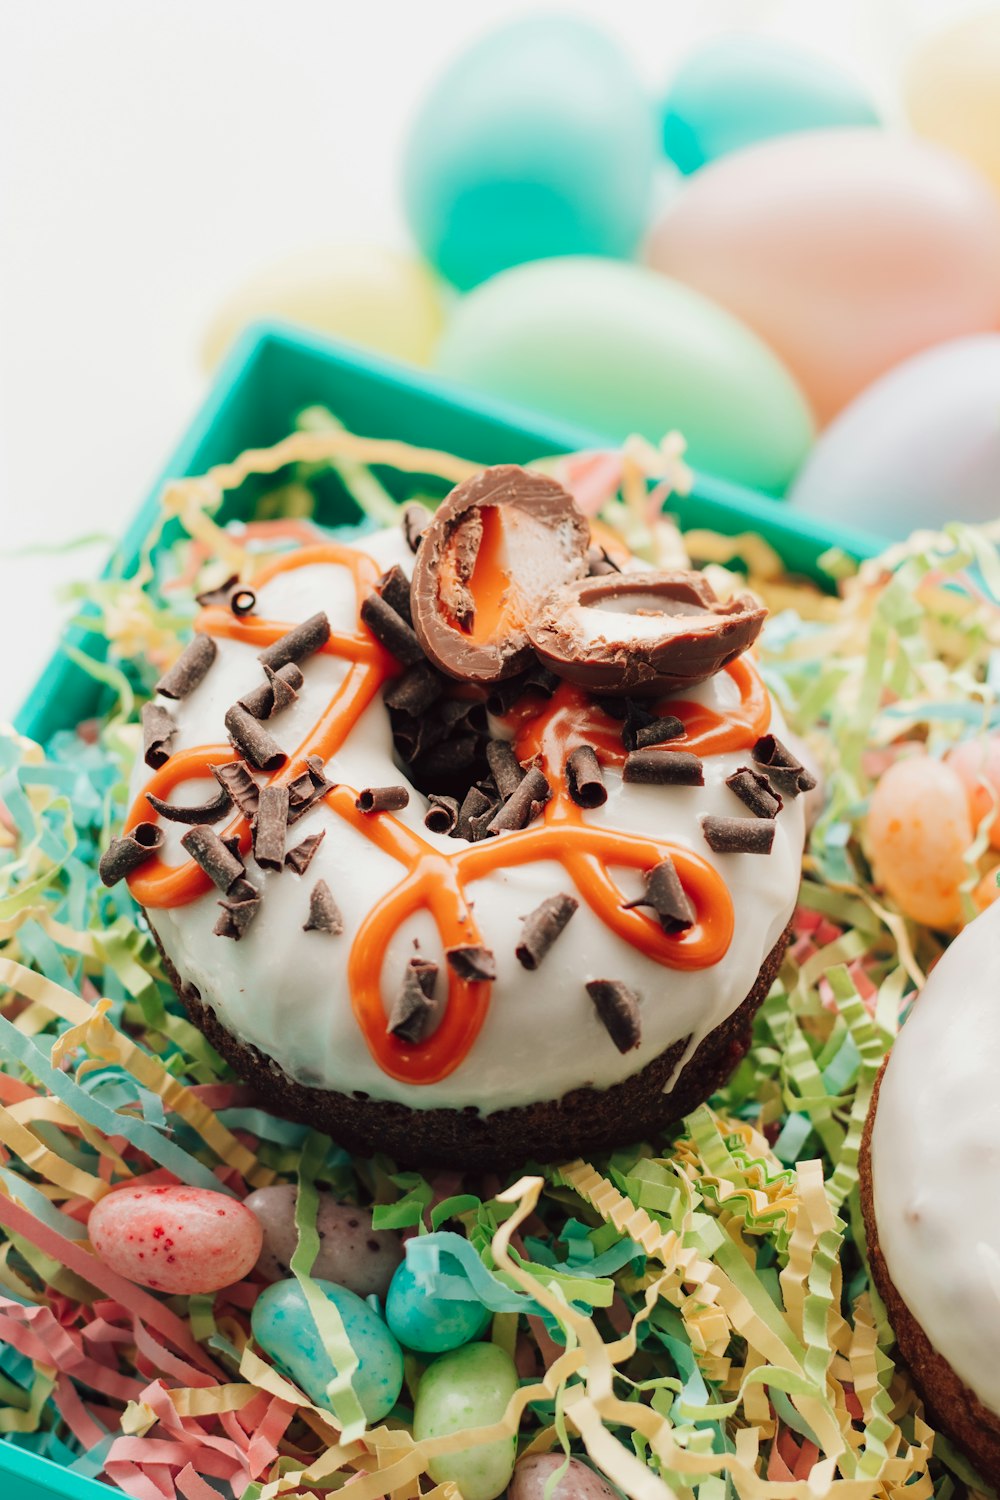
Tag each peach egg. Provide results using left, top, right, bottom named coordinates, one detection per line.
left=945, top=737, right=1000, bottom=849
left=867, top=755, right=973, bottom=928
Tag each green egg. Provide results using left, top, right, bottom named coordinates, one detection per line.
left=413, top=1341, right=519, bottom=1500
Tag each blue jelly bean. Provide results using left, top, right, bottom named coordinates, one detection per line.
left=251, top=1277, right=403, bottom=1422
left=386, top=1253, right=492, bottom=1353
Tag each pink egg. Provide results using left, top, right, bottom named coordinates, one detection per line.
left=867, top=755, right=973, bottom=929
left=946, top=738, right=1000, bottom=849
left=88, top=1183, right=263, bottom=1295
left=645, top=129, right=1000, bottom=424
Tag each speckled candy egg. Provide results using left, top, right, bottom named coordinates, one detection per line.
left=867, top=755, right=973, bottom=929
left=414, top=1341, right=519, bottom=1500
left=243, top=1184, right=403, bottom=1298
left=402, top=16, right=657, bottom=290
left=88, top=1183, right=263, bottom=1294
left=386, top=1252, right=492, bottom=1353
left=251, top=1277, right=403, bottom=1423
left=510, top=1453, right=617, bottom=1500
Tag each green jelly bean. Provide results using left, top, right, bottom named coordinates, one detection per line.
left=386, top=1254, right=492, bottom=1353
left=414, top=1341, right=518, bottom=1500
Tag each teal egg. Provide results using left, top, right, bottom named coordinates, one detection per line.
left=386, top=1255, right=492, bottom=1354
left=414, top=1341, right=519, bottom=1500
left=662, top=35, right=880, bottom=174
left=251, top=1278, right=403, bottom=1423
left=435, top=256, right=814, bottom=493
left=402, top=17, right=658, bottom=291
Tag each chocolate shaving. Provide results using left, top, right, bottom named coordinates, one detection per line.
left=224, top=705, right=287, bottom=772
left=487, top=766, right=551, bottom=833
left=239, top=662, right=304, bottom=720
left=195, top=575, right=240, bottom=608
left=378, top=564, right=415, bottom=627
left=586, top=979, right=641, bottom=1053
left=586, top=545, right=622, bottom=577
left=410, top=735, right=479, bottom=780
left=356, top=785, right=410, bottom=814
left=623, top=750, right=704, bottom=786
left=258, top=612, right=331, bottom=672
left=624, top=715, right=685, bottom=752
left=287, top=756, right=336, bottom=824
left=211, top=761, right=260, bottom=820
left=181, top=824, right=246, bottom=893
left=516, top=893, right=578, bottom=969
left=383, top=662, right=443, bottom=715
left=701, top=815, right=775, bottom=855
left=303, top=879, right=343, bottom=935
left=214, top=885, right=261, bottom=940
left=446, top=945, right=497, bottom=982
left=751, top=735, right=817, bottom=797
left=726, top=767, right=783, bottom=820
left=155, top=635, right=217, bottom=700
left=386, top=956, right=439, bottom=1043
left=622, top=858, right=695, bottom=934
left=486, top=740, right=525, bottom=800
left=424, top=795, right=460, bottom=835
left=566, top=745, right=607, bottom=808
left=142, top=703, right=176, bottom=769
left=456, top=785, right=494, bottom=840
left=222, top=835, right=244, bottom=861
left=252, top=785, right=289, bottom=871
left=360, top=592, right=424, bottom=667
left=230, top=587, right=256, bottom=616
left=284, top=829, right=325, bottom=875
left=402, top=502, right=432, bottom=553
left=98, top=823, right=164, bottom=887
left=145, top=785, right=232, bottom=825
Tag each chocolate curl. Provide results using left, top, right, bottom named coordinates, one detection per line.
left=99, top=823, right=164, bottom=887
left=285, top=830, right=325, bottom=875
left=586, top=545, right=622, bottom=577
left=424, top=795, right=460, bottom=835
left=701, top=815, right=775, bottom=855
left=145, top=785, right=232, bottom=825
left=726, top=767, right=783, bottom=820
left=154, top=635, right=217, bottom=700
left=485, top=740, right=525, bottom=800
left=486, top=666, right=560, bottom=717
left=487, top=766, right=551, bottom=834
left=180, top=825, right=246, bottom=893
left=623, top=750, right=704, bottom=787
left=402, top=502, right=432, bottom=553
left=586, top=979, right=642, bottom=1053
left=356, top=785, right=410, bottom=814
left=222, top=835, right=243, bottom=861
left=383, top=662, right=444, bottom=715
left=516, top=893, right=579, bottom=970
left=196, top=575, right=239, bottom=607
left=303, top=880, right=343, bottom=935
left=566, top=745, right=607, bottom=808
left=446, top=945, right=497, bottom=982
left=252, top=785, right=290, bottom=871
left=752, top=734, right=817, bottom=797
left=238, top=662, right=304, bottom=720
left=211, top=761, right=260, bottom=820
left=378, top=564, right=415, bottom=627
left=142, top=703, right=176, bottom=769
left=386, top=957, right=439, bottom=1043
left=287, top=757, right=336, bottom=825
left=456, top=785, right=494, bottom=841
left=196, top=576, right=256, bottom=615
left=624, top=715, right=685, bottom=752
left=224, top=705, right=287, bottom=772
left=258, top=612, right=331, bottom=672
left=214, top=884, right=261, bottom=940
left=622, top=858, right=695, bottom=934
left=412, top=735, right=480, bottom=779
left=360, top=592, right=424, bottom=667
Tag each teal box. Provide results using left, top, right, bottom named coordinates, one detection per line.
left=5, top=322, right=884, bottom=1500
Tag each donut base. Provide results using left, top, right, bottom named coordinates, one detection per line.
left=156, top=924, right=790, bottom=1171
left=860, top=1061, right=1000, bottom=1487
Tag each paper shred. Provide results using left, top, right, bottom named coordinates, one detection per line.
left=257, top=611, right=331, bottom=671
left=155, top=636, right=218, bottom=700
left=586, top=979, right=642, bottom=1052
left=141, top=703, right=175, bottom=769
left=516, top=894, right=579, bottom=970
left=99, top=823, right=164, bottom=887
left=303, top=880, right=342, bottom=935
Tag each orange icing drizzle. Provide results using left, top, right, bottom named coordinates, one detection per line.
left=126, top=535, right=770, bottom=1085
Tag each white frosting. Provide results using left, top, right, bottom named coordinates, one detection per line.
left=133, top=530, right=805, bottom=1113
left=871, top=899, right=1000, bottom=1416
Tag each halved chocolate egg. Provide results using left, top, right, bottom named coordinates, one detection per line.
left=527, top=570, right=767, bottom=696
left=411, top=465, right=590, bottom=684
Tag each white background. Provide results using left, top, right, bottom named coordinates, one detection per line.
left=0, top=0, right=982, bottom=717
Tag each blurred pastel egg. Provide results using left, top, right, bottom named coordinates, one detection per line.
left=906, top=11, right=1000, bottom=194
left=243, top=1184, right=402, bottom=1298
left=662, top=34, right=879, bottom=174
left=386, top=1253, right=491, bottom=1353
left=510, top=1453, right=617, bottom=1500
left=414, top=1341, right=518, bottom=1500
left=402, top=17, right=658, bottom=291
left=789, top=336, right=1000, bottom=535
left=435, top=257, right=813, bottom=492
left=867, top=756, right=973, bottom=929
left=946, top=737, right=1000, bottom=850
left=89, top=1183, right=262, bottom=1295
left=201, top=246, right=445, bottom=369
left=646, top=129, right=1000, bottom=424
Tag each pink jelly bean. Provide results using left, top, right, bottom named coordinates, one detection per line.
left=88, top=1183, right=263, bottom=1295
